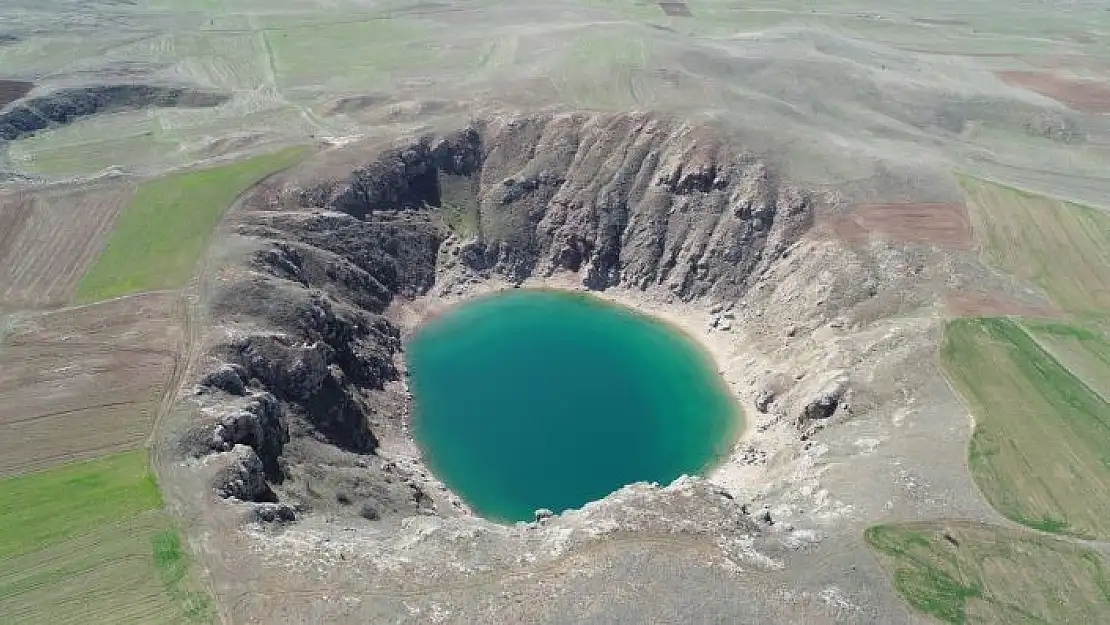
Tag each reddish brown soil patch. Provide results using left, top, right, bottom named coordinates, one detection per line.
left=944, top=291, right=1062, bottom=319
left=659, top=2, right=692, bottom=17
left=0, top=79, right=31, bottom=109
left=1029, top=54, right=1106, bottom=74
left=0, top=293, right=180, bottom=476
left=0, top=185, right=132, bottom=310
left=895, top=47, right=1012, bottom=58
left=997, top=70, right=1110, bottom=113
left=912, top=17, right=969, bottom=26
left=831, top=203, right=973, bottom=249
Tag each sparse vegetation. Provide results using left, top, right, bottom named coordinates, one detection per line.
left=552, top=30, right=649, bottom=109
left=153, top=531, right=213, bottom=622
left=866, top=522, right=1110, bottom=624
left=0, top=451, right=210, bottom=623
left=437, top=174, right=480, bottom=237
left=74, top=147, right=307, bottom=303
left=942, top=318, right=1110, bottom=539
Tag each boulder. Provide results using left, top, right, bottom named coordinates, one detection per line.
left=213, top=445, right=274, bottom=502
left=209, top=392, right=288, bottom=479
left=248, top=502, right=297, bottom=524
left=800, top=375, right=849, bottom=424
left=198, top=363, right=248, bottom=396
left=754, top=388, right=776, bottom=413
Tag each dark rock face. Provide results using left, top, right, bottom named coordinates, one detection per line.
left=0, top=84, right=227, bottom=141
left=294, top=114, right=811, bottom=300
left=209, top=392, right=289, bottom=479
left=192, top=112, right=814, bottom=519
left=199, top=364, right=249, bottom=396
left=224, top=334, right=380, bottom=455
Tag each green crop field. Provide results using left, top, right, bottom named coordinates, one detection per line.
left=960, top=176, right=1110, bottom=320
left=866, top=522, right=1110, bottom=624
left=0, top=451, right=209, bottom=624
left=74, top=146, right=307, bottom=304
left=942, top=317, right=1110, bottom=539
left=1024, top=320, right=1110, bottom=403
left=0, top=451, right=161, bottom=561
left=871, top=178, right=1110, bottom=623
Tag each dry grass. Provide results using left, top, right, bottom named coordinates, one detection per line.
left=866, top=521, right=1110, bottom=624
left=0, top=185, right=132, bottom=310
left=942, top=318, right=1110, bottom=539
left=0, top=293, right=180, bottom=477
left=960, top=176, right=1110, bottom=319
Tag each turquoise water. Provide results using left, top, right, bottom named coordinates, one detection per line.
left=407, top=290, right=741, bottom=523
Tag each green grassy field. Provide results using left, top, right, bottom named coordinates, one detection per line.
left=0, top=451, right=210, bottom=624
left=866, top=522, right=1110, bottom=624
left=0, top=451, right=161, bottom=561
left=74, top=147, right=307, bottom=304
left=942, top=318, right=1110, bottom=539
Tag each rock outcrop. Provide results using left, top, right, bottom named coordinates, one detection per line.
left=797, top=373, right=850, bottom=429
left=0, top=84, right=227, bottom=141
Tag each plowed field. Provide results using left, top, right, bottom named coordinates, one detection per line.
left=831, top=202, right=973, bottom=249
left=0, top=293, right=180, bottom=476
left=0, top=186, right=132, bottom=310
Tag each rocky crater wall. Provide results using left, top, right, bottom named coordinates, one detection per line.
left=182, top=112, right=815, bottom=523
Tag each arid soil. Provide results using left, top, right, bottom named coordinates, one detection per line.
left=911, top=18, right=970, bottom=26
left=997, top=70, right=1110, bottom=113
left=0, top=185, right=131, bottom=310
left=0, top=292, right=180, bottom=476
left=830, top=202, right=973, bottom=249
